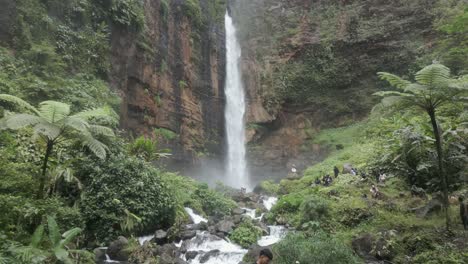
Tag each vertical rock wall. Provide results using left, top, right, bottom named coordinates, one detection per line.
left=111, top=0, right=226, bottom=166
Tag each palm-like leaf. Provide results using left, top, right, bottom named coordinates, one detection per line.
left=73, top=106, right=117, bottom=123
left=33, top=122, right=61, bottom=140
left=415, top=64, right=450, bottom=86
left=89, top=124, right=115, bottom=137
left=1, top=114, right=45, bottom=130
left=377, top=72, right=411, bottom=90
left=47, top=216, right=61, bottom=246
left=80, top=135, right=108, bottom=159
left=38, top=101, right=70, bottom=123
left=0, top=94, right=39, bottom=115
left=373, top=91, right=413, bottom=97
left=63, top=116, right=89, bottom=133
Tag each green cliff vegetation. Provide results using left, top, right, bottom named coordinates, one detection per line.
left=0, top=0, right=467, bottom=263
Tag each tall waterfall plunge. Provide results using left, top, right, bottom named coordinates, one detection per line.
left=224, top=11, right=248, bottom=189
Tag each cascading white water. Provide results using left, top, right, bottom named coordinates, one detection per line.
left=224, top=11, right=248, bottom=189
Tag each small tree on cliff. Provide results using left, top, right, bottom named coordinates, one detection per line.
left=0, top=94, right=117, bottom=199
left=374, top=63, right=467, bottom=231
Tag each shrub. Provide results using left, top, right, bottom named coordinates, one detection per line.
left=257, top=180, right=280, bottom=195
left=191, top=183, right=236, bottom=217
left=272, top=232, right=361, bottom=264
left=229, top=219, right=263, bottom=248
left=79, top=154, right=175, bottom=243
left=300, top=195, right=330, bottom=224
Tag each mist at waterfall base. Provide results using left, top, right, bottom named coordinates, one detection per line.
left=183, top=11, right=252, bottom=190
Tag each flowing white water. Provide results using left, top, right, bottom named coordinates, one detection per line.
left=242, top=207, right=264, bottom=220
left=185, top=207, right=208, bottom=224
left=185, top=231, right=247, bottom=264
left=224, top=11, right=248, bottom=189
left=257, top=225, right=287, bottom=247
left=263, top=196, right=278, bottom=211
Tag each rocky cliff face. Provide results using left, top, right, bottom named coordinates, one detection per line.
left=111, top=0, right=227, bottom=166
left=230, top=0, right=446, bottom=180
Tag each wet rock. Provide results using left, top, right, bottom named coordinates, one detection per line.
left=233, top=214, right=243, bottom=224
left=153, top=229, right=168, bottom=245
left=185, top=251, right=198, bottom=260
left=199, top=249, right=220, bottom=263
left=108, top=236, right=129, bottom=261
left=93, top=247, right=107, bottom=264
left=216, top=219, right=235, bottom=234
left=175, top=258, right=188, bottom=264
left=180, top=230, right=197, bottom=240
left=352, top=233, right=374, bottom=259
left=156, top=243, right=178, bottom=264
left=233, top=208, right=246, bottom=215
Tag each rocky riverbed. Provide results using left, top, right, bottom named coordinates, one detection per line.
left=98, top=192, right=287, bottom=264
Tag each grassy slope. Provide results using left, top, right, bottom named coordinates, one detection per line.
left=270, top=122, right=468, bottom=263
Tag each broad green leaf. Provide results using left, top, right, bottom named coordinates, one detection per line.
left=30, top=225, right=44, bottom=248
left=38, top=101, right=70, bottom=123
left=47, top=216, right=61, bottom=246
left=415, top=64, right=450, bottom=86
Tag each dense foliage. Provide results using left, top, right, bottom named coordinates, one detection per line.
left=79, top=153, right=176, bottom=243
left=229, top=219, right=263, bottom=248
left=272, top=232, right=361, bottom=264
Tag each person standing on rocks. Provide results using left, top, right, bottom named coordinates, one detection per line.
left=256, top=248, right=273, bottom=264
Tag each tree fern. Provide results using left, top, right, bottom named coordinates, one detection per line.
left=1, top=114, right=45, bottom=130
left=38, top=101, right=70, bottom=123
left=80, top=135, right=108, bottom=159
left=0, top=94, right=39, bottom=115
left=415, top=63, right=450, bottom=86
left=377, top=72, right=411, bottom=90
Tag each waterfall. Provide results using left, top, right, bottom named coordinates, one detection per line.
left=224, top=11, right=249, bottom=189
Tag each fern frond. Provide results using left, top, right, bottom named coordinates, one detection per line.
left=38, top=101, right=70, bottom=123
left=80, top=135, right=108, bottom=159
left=1, top=114, right=45, bottom=130
left=415, top=64, right=450, bottom=86
left=89, top=125, right=115, bottom=137
left=34, top=122, right=62, bottom=140
left=377, top=72, right=411, bottom=90
left=73, top=106, right=117, bottom=122
left=63, top=116, right=89, bottom=133
left=403, top=83, right=427, bottom=95
left=47, top=216, right=61, bottom=246
left=373, top=91, right=413, bottom=97
left=0, top=94, right=39, bottom=115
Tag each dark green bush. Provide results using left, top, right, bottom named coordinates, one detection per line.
left=229, top=219, right=263, bottom=248
left=300, top=195, right=330, bottom=224
left=79, top=154, right=175, bottom=243
left=191, top=183, right=236, bottom=217
left=272, top=232, right=361, bottom=264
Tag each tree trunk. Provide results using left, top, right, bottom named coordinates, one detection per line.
left=427, top=107, right=450, bottom=231
left=37, top=141, right=53, bottom=199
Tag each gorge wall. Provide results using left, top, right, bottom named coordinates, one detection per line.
left=229, top=0, right=454, bottom=181
left=111, top=0, right=227, bottom=167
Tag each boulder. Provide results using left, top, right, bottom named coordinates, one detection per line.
left=93, top=247, right=107, bottom=264
left=180, top=230, right=197, bottom=240
left=411, top=185, right=427, bottom=199
left=153, top=229, right=168, bottom=245
left=233, top=208, right=246, bottom=215
left=352, top=233, right=374, bottom=259
left=343, top=163, right=353, bottom=174
left=185, top=251, right=198, bottom=260
left=216, top=219, right=235, bottom=234
left=199, top=249, right=220, bottom=263
left=412, top=197, right=443, bottom=218
left=242, top=245, right=272, bottom=264
left=107, top=236, right=129, bottom=261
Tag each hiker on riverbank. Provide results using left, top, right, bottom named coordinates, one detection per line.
left=256, top=248, right=273, bottom=264
left=460, top=196, right=468, bottom=230
left=334, top=166, right=340, bottom=177
left=370, top=184, right=380, bottom=199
